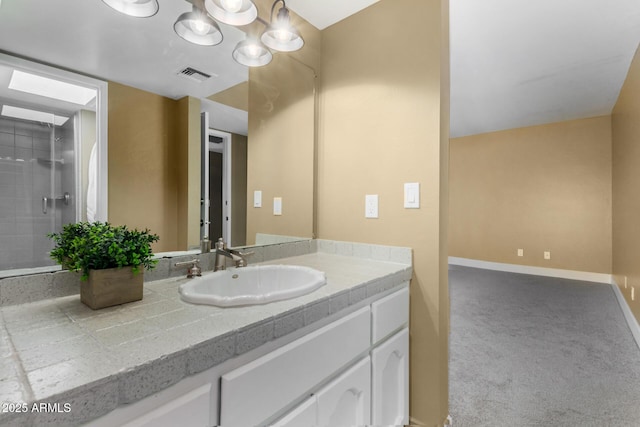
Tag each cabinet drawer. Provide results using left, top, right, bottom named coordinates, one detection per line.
left=221, top=306, right=371, bottom=426
left=371, top=285, right=409, bottom=344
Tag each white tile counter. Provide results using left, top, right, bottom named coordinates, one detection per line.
left=0, top=241, right=411, bottom=426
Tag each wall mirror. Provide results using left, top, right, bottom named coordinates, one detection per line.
left=0, top=0, right=316, bottom=277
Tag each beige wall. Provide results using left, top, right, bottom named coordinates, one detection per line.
left=175, top=96, right=202, bottom=250
left=108, top=82, right=197, bottom=253
left=207, top=82, right=248, bottom=112
left=318, top=0, right=449, bottom=424
left=231, top=133, right=248, bottom=247
left=612, top=45, right=640, bottom=321
left=450, top=116, right=613, bottom=274
left=245, top=17, right=319, bottom=245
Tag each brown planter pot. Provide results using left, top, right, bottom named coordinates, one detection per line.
left=81, top=266, right=143, bottom=310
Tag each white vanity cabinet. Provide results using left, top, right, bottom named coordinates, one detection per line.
left=233, top=285, right=410, bottom=427
left=316, top=356, right=371, bottom=426
left=370, top=287, right=410, bottom=425
left=272, top=357, right=371, bottom=427
left=86, top=285, right=410, bottom=427
left=371, top=328, right=409, bottom=425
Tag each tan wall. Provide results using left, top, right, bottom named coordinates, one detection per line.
left=231, top=133, right=248, bottom=247
left=175, top=96, right=202, bottom=250
left=612, top=45, right=640, bottom=321
left=108, top=82, right=181, bottom=252
left=207, top=82, right=248, bottom=112
left=245, top=16, right=319, bottom=245
left=318, top=0, right=449, bottom=424
left=450, top=116, right=613, bottom=274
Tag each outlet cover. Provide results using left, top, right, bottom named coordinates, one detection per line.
left=273, top=197, right=282, bottom=215
left=544, top=251, right=551, bottom=260
left=365, top=194, right=379, bottom=218
left=517, top=249, right=524, bottom=257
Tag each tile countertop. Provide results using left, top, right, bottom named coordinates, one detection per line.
left=0, top=243, right=412, bottom=426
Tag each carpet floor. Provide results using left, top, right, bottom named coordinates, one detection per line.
left=449, top=265, right=640, bottom=426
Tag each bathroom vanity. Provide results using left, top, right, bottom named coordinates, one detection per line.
left=0, top=240, right=411, bottom=426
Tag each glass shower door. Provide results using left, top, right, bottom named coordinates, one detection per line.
left=0, top=111, right=76, bottom=272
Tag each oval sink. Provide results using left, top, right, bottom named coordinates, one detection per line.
left=179, top=265, right=326, bottom=307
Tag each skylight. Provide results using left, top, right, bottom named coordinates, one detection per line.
left=1, top=105, right=69, bottom=126
left=8, top=70, right=97, bottom=105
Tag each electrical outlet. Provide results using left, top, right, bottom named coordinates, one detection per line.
left=544, top=251, right=551, bottom=260
left=517, top=249, right=524, bottom=257
left=632, top=287, right=636, bottom=301
left=273, top=197, right=282, bottom=215
left=365, top=194, right=379, bottom=218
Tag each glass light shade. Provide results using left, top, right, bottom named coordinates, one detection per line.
left=204, top=0, right=257, bottom=26
left=101, top=0, right=159, bottom=18
left=232, top=39, right=272, bottom=67
left=261, top=7, right=303, bottom=52
left=174, top=9, right=223, bottom=46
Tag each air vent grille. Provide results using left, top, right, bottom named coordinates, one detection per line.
left=209, top=135, right=224, bottom=144
left=177, top=67, right=213, bottom=83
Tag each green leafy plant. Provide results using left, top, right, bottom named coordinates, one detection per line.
left=48, top=222, right=160, bottom=280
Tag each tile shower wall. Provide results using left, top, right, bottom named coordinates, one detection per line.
left=0, top=117, right=72, bottom=271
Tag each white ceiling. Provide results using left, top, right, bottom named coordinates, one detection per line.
left=287, top=0, right=379, bottom=30
left=451, top=0, right=640, bottom=138
left=0, top=0, right=638, bottom=138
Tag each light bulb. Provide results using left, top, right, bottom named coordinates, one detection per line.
left=246, top=44, right=261, bottom=58
left=220, top=0, right=242, bottom=13
left=192, top=18, right=208, bottom=35
left=275, top=29, right=289, bottom=42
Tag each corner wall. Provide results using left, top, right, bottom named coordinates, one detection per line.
left=108, top=83, right=199, bottom=252
left=317, top=0, right=449, bottom=424
left=450, top=116, right=613, bottom=274
left=612, top=44, right=640, bottom=321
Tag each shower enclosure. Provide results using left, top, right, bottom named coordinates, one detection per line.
left=0, top=113, right=77, bottom=271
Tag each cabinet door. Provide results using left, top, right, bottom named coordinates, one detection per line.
left=316, top=356, right=371, bottom=427
left=371, top=328, right=409, bottom=426
left=121, top=383, right=213, bottom=427
left=270, top=396, right=317, bottom=427
left=221, top=307, right=370, bottom=426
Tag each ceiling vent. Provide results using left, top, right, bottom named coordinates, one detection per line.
left=177, top=67, right=213, bottom=83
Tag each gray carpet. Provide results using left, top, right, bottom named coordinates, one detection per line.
left=449, top=265, right=640, bottom=426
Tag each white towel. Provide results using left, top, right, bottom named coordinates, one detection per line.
left=87, top=142, right=97, bottom=222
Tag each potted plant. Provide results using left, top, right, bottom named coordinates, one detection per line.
left=49, top=222, right=160, bottom=310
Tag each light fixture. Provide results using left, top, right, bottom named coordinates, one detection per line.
left=101, top=0, right=159, bottom=18
left=232, top=38, right=273, bottom=67
left=174, top=6, right=223, bottom=46
left=9, top=70, right=97, bottom=105
left=204, top=0, right=257, bottom=26
left=102, top=0, right=304, bottom=68
left=261, top=0, right=303, bottom=52
left=1, top=105, right=69, bottom=126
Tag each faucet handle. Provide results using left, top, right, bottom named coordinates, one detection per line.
left=175, top=259, right=202, bottom=278
left=230, top=250, right=254, bottom=268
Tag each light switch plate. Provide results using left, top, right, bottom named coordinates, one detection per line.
left=404, top=182, right=420, bottom=208
left=253, top=190, right=262, bottom=208
left=273, top=197, right=282, bottom=215
left=365, top=194, right=379, bottom=218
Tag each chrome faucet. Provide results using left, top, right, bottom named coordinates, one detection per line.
left=214, top=238, right=253, bottom=271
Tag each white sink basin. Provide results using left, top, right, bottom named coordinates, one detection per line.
left=179, top=265, right=326, bottom=307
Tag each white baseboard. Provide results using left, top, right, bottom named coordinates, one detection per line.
left=448, top=257, right=612, bottom=284
left=610, top=278, right=640, bottom=350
